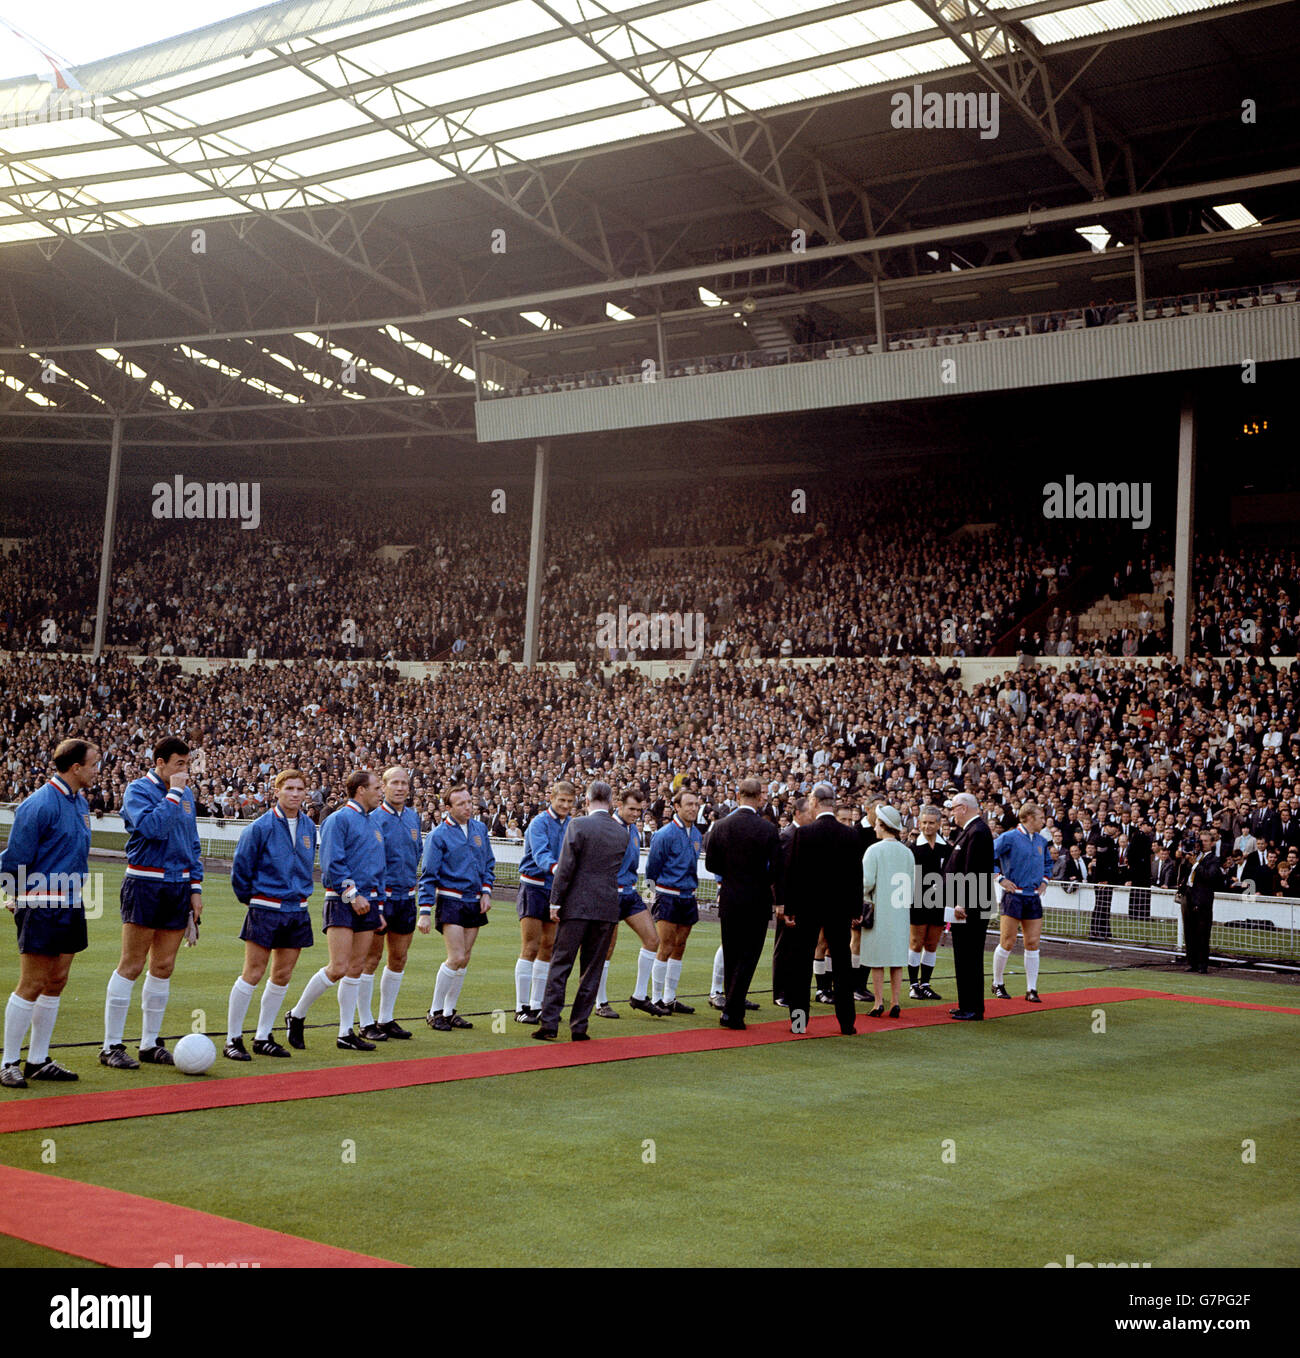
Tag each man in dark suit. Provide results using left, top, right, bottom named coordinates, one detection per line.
left=1154, top=846, right=1179, bottom=888
left=942, top=793, right=995, bottom=1020
left=534, top=782, right=628, bottom=1041
left=777, top=782, right=861, bottom=1036
left=704, top=778, right=781, bottom=1030
left=771, top=796, right=813, bottom=1005
left=1127, top=821, right=1153, bottom=921
left=1179, top=828, right=1224, bottom=974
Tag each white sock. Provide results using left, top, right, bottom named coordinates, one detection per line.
left=711, top=946, right=725, bottom=995
left=430, top=963, right=455, bottom=1016
left=103, top=970, right=134, bottom=1050
left=256, top=982, right=289, bottom=1041
left=1025, top=949, right=1041, bottom=991
left=651, top=958, right=667, bottom=1002
left=514, top=958, right=532, bottom=1010
left=851, top=951, right=861, bottom=972
left=921, top=949, right=938, bottom=969
left=907, top=949, right=922, bottom=968
left=227, top=976, right=256, bottom=1043
left=665, top=958, right=683, bottom=1002
left=993, top=945, right=1011, bottom=987
left=529, top=961, right=550, bottom=1012
left=291, top=967, right=336, bottom=1019
left=337, top=977, right=359, bottom=1036
left=634, top=948, right=656, bottom=999
left=447, top=966, right=468, bottom=1016
left=813, top=959, right=827, bottom=982
left=28, top=994, right=60, bottom=1064
left=355, top=973, right=375, bottom=1027
left=3, top=993, right=34, bottom=1066
left=140, top=973, right=170, bottom=1050
left=378, top=967, right=403, bottom=1024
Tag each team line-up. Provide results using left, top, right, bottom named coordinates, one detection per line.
left=2, top=732, right=1124, bottom=1085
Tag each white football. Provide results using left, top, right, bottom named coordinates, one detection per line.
left=173, top=1033, right=216, bottom=1075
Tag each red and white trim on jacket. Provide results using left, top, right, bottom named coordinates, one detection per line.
left=125, top=863, right=190, bottom=880
left=48, top=775, right=72, bottom=797
left=249, top=895, right=306, bottom=910
left=345, top=800, right=365, bottom=814
left=519, top=873, right=547, bottom=886
left=385, top=887, right=417, bottom=898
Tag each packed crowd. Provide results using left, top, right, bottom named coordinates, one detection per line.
left=1, top=470, right=1122, bottom=663
left=3, top=650, right=1298, bottom=895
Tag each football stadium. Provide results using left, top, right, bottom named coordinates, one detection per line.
left=0, top=0, right=1297, bottom=1319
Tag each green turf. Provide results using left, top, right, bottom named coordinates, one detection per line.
left=4, top=861, right=1289, bottom=1093
left=1, top=1000, right=1295, bottom=1268
left=2, top=863, right=1296, bottom=1268
left=0, top=1238, right=101, bottom=1268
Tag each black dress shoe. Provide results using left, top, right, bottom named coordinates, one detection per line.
left=252, top=1038, right=291, bottom=1057
left=379, top=1020, right=412, bottom=1039
left=360, top=1023, right=388, bottom=1042
left=950, top=1010, right=984, bottom=1021
left=570, top=1031, right=591, bottom=1042
left=337, top=1030, right=377, bottom=1051
left=24, top=1058, right=78, bottom=1081
left=744, top=999, right=759, bottom=1010
left=839, top=1027, right=857, bottom=1036
left=719, top=1018, right=746, bottom=1031
left=223, top=1037, right=253, bottom=1062
left=531, top=1028, right=558, bottom=1041
left=287, top=1014, right=306, bottom=1049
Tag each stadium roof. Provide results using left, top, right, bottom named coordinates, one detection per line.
left=0, top=0, right=1297, bottom=453
left=0, top=0, right=1251, bottom=242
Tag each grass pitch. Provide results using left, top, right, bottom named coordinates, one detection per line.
left=1, top=863, right=1296, bottom=1268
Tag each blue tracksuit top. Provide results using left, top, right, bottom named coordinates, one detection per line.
left=230, top=804, right=317, bottom=909
left=0, top=774, right=92, bottom=906
left=319, top=798, right=386, bottom=900
left=418, top=816, right=496, bottom=909
left=519, top=807, right=570, bottom=885
left=122, top=769, right=204, bottom=891
left=646, top=815, right=702, bottom=896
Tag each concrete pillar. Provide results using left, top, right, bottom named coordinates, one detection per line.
left=1172, top=395, right=1196, bottom=661
left=522, top=439, right=550, bottom=667
left=91, top=417, right=123, bottom=660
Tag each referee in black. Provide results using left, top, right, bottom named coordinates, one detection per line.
left=704, top=778, right=780, bottom=1030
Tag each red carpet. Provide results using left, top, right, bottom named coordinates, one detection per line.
left=4, top=986, right=1283, bottom=1135
left=0, top=1164, right=406, bottom=1268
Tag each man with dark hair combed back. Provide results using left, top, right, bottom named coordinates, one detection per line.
left=101, top=734, right=203, bottom=1071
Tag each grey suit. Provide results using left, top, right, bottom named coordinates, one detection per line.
left=539, top=811, right=627, bottom=1035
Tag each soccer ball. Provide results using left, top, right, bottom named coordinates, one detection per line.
left=173, top=1033, right=216, bottom=1075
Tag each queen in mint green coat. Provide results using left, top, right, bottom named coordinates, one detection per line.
left=862, top=807, right=914, bottom=1013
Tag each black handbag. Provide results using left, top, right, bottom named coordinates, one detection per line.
left=861, top=900, right=875, bottom=930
